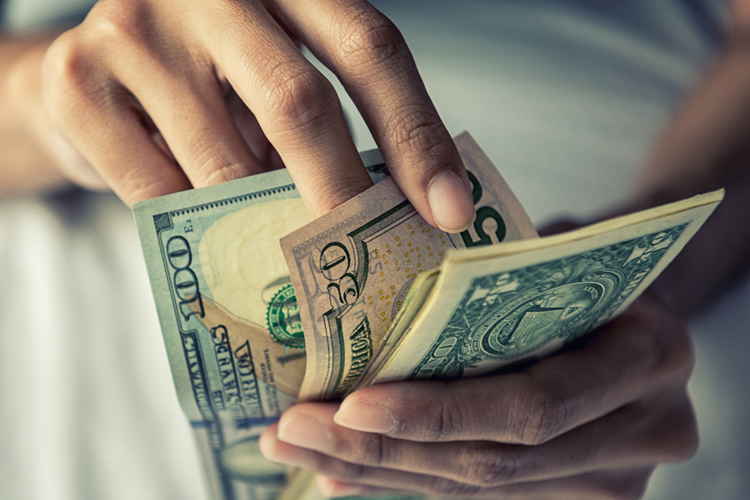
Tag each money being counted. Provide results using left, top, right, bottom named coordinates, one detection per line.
left=281, top=133, right=538, bottom=402
left=363, top=190, right=724, bottom=387
left=133, top=160, right=390, bottom=500
left=134, top=127, right=721, bottom=500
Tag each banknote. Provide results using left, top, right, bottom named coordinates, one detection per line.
left=281, top=133, right=538, bottom=402
left=133, top=158, right=390, bottom=500
left=366, top=190, right=723, bottom=386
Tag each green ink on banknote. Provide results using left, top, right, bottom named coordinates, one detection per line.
left=266, top=284, right=305, bottom=348
left=411, top=225, right=688, bottom=381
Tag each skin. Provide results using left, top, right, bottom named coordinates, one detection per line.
left=2, top=1, right=749, bottom=498
left=0, top=0, right=476, bottom=231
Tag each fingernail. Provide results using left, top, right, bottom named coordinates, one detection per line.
left=427, top=170, right=475, bottom=233
left=334, top=400, right=396, bottom=434
left=277, top=414, right=334, bottom=453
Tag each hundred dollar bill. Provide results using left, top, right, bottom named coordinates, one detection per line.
left=133, top=159, right=390, bottom=500
left=281, top=132, right=538, bottom=402
left=365, top=190, right=723, bottom=386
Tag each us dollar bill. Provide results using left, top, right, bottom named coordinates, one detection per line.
left=133, top=159, right=390, bottom=500
left=366, top=190, right=723, bottom=386
left=281, top=133, right=538, bottom=402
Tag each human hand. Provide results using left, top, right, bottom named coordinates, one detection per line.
left=38, top=0, right=474, bottom=230
left=260, top=296, right=698, bottom=499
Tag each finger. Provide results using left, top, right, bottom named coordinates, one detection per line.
left=111, top=45, right=267, bottom=192
left=268, top=389, right=696, bottom=488
left=270, top=0, right=475, bottom=231
left=261, top=425, right=656, bottom=500
left=42, top=32, right=191, bottom=204
left=333, top=298, right=694, bottom=445
left=200, top=2, right=373, bottom=217
left=224, top=87, right=286, bottom=171
left=314, top=469, right=656, bottom=500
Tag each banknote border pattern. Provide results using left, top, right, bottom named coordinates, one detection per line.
left=152, top=183, right=298, bottom=500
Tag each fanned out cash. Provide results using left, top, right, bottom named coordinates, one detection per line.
left=133, top=132, right=531, bottom=500
left=354, top=189, right=722, bottom=389
left=134, top=131, right=722, bottom=500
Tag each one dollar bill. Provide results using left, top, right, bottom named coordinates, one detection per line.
left=364, top=190, right=723, bottom=386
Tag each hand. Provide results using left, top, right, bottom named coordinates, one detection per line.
left=260, top=296, right=698, bottom=499
left=36, top=0, right=475, bottom=229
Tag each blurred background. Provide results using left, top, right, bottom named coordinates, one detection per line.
left=1, top=0, right=748, bottom=499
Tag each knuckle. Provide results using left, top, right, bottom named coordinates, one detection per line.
left=384, top=110, right=447, bottom=161
left=84, top=0, right=149, bottom=45
left=516, top=384, right=568, bottom=445
left=459, top=445, right=523, bottom=487
left=260, top=63, right=337, bottom=127
left=419, top=390, right=468, bottom=441
left=41, top=3, right=154, bottom=119
left=41, top=32, right=114, bottom=136
left=427, top=476, right=481, bottom=498
left=322, top=459, right=369, bottom=484
left=42, top=32, right=91, bottom=113
left=335, top=8, right=408, bottom=69
left=341, top=433, right=389, bottom=467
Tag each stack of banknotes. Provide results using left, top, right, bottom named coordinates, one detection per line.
left=134, top=133, right=722, bottom=500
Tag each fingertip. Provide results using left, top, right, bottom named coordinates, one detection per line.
left=426, top=169, right=476, bottom=233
